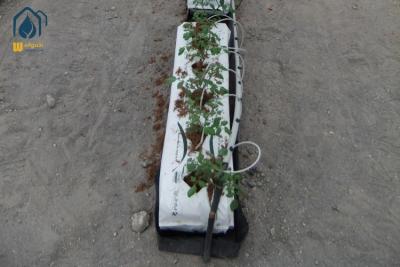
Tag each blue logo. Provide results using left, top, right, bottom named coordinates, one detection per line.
left=13, top=7, right=47, bottom=39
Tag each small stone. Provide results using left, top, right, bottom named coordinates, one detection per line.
left=113, top=232, right=118, bottom=237
left=245, top=179, right=256, bottom=188
left=173, top=258, right=178, bottom=264
left=315, top=260, right=319, bottom=265
left=270, top=227, right=275, bottom=236
left=131, top=211, right=150, bottom=233
left=64, top=71, right=68, bottom=75
left=46, top=94, right=56, bottom=108
left=352, top=4, right=358, bottom=9
left=245, top=252, right=250, bottom=257
left=111, top=6, right=116, bottom=10
left=141, top=160, right=150, bottom=168
left=52, top=143, right=57, bottom=147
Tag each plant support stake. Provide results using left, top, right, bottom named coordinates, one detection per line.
left=203, top=184, right=223, bottom=262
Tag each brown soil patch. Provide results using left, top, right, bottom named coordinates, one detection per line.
left=155, top=73, right=168, bottom=86
left=190, top=89, right=214, bottom=108
left=148, top=57, right=156, bottom=64
left=160, top=53, right=171, bottom=62
left=192, top=61, right=207, bottom=73
left=178, top=89, right=186, bottom=98
left=174, top=99, right=188, bottom=117
left=186, top=125, right=203, bottom=151
left=135, top=90, right=167, bottom=192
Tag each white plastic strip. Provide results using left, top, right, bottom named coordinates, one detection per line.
left=187, top=0, right=232, bottom=12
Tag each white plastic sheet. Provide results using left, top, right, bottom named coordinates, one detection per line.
left=187, top=0, right=232, bottom=11
left=158, top=23, right=234, bottom=233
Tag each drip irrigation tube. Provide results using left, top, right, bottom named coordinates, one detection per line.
left=208, top=15, right=245, bottom=48
left=229, top=50, right=245, bottom=79
left=225, top=141, right=261, bottom=173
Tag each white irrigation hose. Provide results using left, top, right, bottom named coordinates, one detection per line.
left=229, top=51, right=245, bottom=81
left=208, top=14, right=245, bottom=48
left=194, top=127, right=206, bottom=150
left=220, top=46, right=246, bottom=80
left=228, top=68, right=244, bottom=82
left=217, top=18, right=245, bottom=48
left=208, top=14, right=245, bottom=47
left=224, top=141, right=261, bottom=174
left=223, top=94, right=237, bottom=97
left=225, top=46, right=246, bottom=53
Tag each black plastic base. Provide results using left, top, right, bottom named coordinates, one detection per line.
left=155, top=167, right=248, bottom=258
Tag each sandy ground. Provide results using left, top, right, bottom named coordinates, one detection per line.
left=0, top=0, right=400, bottom=266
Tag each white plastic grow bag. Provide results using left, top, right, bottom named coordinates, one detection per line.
left=187, top=0, right=232, bottom=12
left=158, top=23, right=234, bottom=233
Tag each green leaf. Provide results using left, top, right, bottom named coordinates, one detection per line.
left=204, top=127, right=214, bottom=135
left=218, top=147, right=228, bottom=156
left=178, top=47, right=185, bottom=56
left=187, top=185, right=197, bottom=197
left=198, top=180, right=206, bottom=188
left=230, top=199, right=239, bottom=210
left=166, top=76, right=177, bottom=85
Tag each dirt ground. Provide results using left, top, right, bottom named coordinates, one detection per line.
left=1, top=0, right=400, bottom=266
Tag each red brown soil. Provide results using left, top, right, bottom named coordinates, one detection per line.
left=174, top=99, right=188, bottom=117
left=135, top=90, right=167, bottom=192
left=148, top=57, right=156, bottom=64
left=190, top=89, right=214, bottom=108
left=186, top=129, right=203, bottom=151
left=160, top=53, right=171, bottom=62
left=175, top=68, right=188, bottom=78
left=192, top=61, right=207, bottom=72
left=178, top=89, right=185, bottom=98
left=155, top=73, right=168, bottom=86
left=195, top=23, right=202, bottom=34
left=153, top=122, right=162, bottom=131
left=175, top=67, right=183, bottom=75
